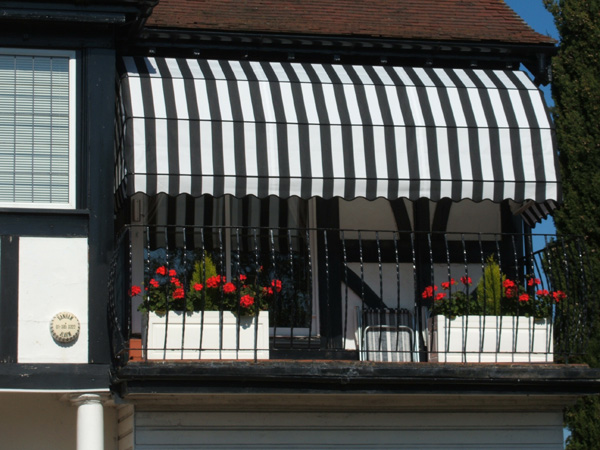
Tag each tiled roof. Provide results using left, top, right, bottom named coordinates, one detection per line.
left=145, top=0, right=556, bottom=45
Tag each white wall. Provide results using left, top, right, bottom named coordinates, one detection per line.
left=0, top=392, right=117, bottom=450
left=18, top=237, right=89, bottom=363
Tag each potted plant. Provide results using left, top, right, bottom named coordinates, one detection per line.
left=131, top=254, right=281, bottom=360
left=424, top=258, right=566, bottom=363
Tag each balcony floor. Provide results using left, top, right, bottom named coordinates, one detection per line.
left=113, top=359, right=600, bottom=398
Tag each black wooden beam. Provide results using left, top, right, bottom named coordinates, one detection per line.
left=0, top=236, right=18, bottom=363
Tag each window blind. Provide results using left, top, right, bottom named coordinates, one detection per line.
left=0, top=53, right=72, bottom=206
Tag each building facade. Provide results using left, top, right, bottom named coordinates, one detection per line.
left=0, top=1, right=598, bottom=449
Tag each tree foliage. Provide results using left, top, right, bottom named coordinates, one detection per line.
left=545, top=0, right=600, bottom=243
left=544, top=1, right=600, bottom=448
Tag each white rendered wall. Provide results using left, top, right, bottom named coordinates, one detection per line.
left=0, top=392, right=117, bottom=450
left=18, top=237, right=89, bottom=363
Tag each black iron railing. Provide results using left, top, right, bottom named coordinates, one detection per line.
left=108, top=226, right=596, bottom=364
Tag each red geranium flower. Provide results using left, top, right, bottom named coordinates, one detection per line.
left=271, top=279, right=282, bottom=293
left=223, top=282, right=236, bottom=294
left=503, top=279, right=515, bottom=289
left=239, top=274, right=247, bottom=282
left=519, top=293, right=530, bottom=302
left=240, top=294, right=254, bottom=309
left=149, top=278, right=159, bottom=288
left=553, top=290, right=567, bottom=302
left=503, top=279, right=516, bottom=297
left=193, top=283, right=203, bottom=291
left=170, top=277, right=181, bottom=286
left=421, top=285, right=437, bottom=299
left=262, top=286, right=274, bottom=296
left=536, top=289, right=550, bottom=297
left=460, top=276, right=472, bottom=285
left=206, top=276, right=220, bottom=289
left=172, top=287, right=185, bottom=299
left=155, top=266, right=167, bottom=276
left=441, top=279, right=456, bottom=290
left=528, top=278, right=541, bottom=286
left=435, top=292, right=447, bottom=301
left=129, top=285, right=141, bottom=297
left=168, top=269, right=177, bottom=277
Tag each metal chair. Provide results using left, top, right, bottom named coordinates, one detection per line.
left=357, top=307, right=417, bottom=362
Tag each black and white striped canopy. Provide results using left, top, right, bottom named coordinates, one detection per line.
left=117, top=57, right=560, bottom=223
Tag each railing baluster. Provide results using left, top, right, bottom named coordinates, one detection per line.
left=340, top=230, right=349, bottom=352
left=510, top=234, right=520, bottom=357
left=559, top=237, right=574, bottom=362
left=181, top=226, right=187, bottom=360
left=234, top=227, right=242, bottom=359
left=323, top=229, right=331, bottom=348
left=460, top=233, right=468, bottom=362
left=577, top=237, right=593, bottom=358
left=163, top=226, right=170, bottom=360
left=127, top=227, right=133, bottom=351
left=410, top=232, right=420, bottom=360
left=270, top=228, right=278, bottom=344
left=376, top=231, right=384, bottom=356
left=288, top=228, right=296, bottom=349
left=306, top=228, right=314, bottom=349
left=199, top=228, right=206, bottom=358
left=253, top=227, right=261, bottom=353
left=477, top=233, right=486, bottom=362
left=218, top=227, right=224, bottom=358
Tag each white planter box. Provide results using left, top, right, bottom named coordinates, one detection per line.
left=428, top=315, right=553, bottom=363
left=145, top=311, right=269, bottom=360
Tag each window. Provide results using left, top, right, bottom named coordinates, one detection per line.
left=0, top=49, right=76, bottom=208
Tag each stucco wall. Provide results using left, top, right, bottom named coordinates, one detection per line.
left=0, top=392, right=117, bottom=450
left=18, top=237, right=89, bottom=363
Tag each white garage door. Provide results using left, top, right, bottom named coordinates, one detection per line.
left=133, top=411, right=564, bottom=449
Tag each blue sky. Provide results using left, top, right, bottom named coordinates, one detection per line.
left=504, top=0, right=558, bottom=104
left=504, top=0, right=559, bottom=41
left=504, top=0, right=559, bottom=237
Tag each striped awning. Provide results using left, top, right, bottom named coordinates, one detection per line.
left=117, top=57, right=560, bottom=224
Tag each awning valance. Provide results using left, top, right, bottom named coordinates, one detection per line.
left=116, top=56, right=560, bottom=224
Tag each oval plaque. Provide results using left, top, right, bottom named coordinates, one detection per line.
left=50, top=312, right=80, bottom=344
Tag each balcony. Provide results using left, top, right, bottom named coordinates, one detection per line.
left=109, top=225, right=596, bottom=367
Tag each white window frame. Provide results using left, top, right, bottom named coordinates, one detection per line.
left=0, top=48, right=77, bottom=209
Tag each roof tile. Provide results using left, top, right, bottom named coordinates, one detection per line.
left=146, top=0, right=556, bottom=45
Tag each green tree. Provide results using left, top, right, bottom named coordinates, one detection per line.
left=544, top=1, right=600, bottom=448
